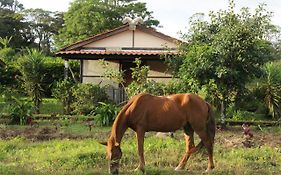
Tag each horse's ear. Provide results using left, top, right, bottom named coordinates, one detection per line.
left=99, top=141, right=107, bottom=146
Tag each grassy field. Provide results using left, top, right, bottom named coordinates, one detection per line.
left=0, top=124, right=281, bottom=175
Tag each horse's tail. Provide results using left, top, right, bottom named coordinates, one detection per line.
left=206, top=102, right=216, bottom=144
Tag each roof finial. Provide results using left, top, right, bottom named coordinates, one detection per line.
left=122, top=17, right=144, bottom=30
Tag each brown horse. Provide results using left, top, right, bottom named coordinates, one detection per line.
left=101, top=93, right=215, bottom=174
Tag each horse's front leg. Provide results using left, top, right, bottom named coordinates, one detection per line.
left=135, top=129, right=145, bottom=173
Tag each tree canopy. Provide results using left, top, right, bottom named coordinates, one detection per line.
left=0, top=0, right=33, bottom=49
left=169, top=1, right=279, bottom=123
left=23, top=9, right=64, bottom=54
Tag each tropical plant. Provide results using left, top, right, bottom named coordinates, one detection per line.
left=1, top=90, right=32, bottom=125
left=94, top=102, right=120, bottom=127
left=17, top=48, right=46, bottom=114
left=255, top=61, right=281, bottom=119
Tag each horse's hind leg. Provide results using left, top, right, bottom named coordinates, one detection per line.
left=196, top=131, right=215, bottom=172
left=135, top=129, right=145, bottom=173
left=175, top=124, right=195, bottom=171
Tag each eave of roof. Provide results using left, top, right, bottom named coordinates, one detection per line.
left=56, top=50, right=177, bottom=56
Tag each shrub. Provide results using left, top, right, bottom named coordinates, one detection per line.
left=126, top=80, right=166, bottom=97
left=0, top=64, right=20, bottom=90
left=94, top=102, right=120, bottom=127
left=43, top=59, right=80, bottom=97
left=52, top=78, right=75, bottom=114
left=1, top=90, right=32, bottom=125
left=71, top=83, right=109, bottom=115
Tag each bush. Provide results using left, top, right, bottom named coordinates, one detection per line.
left=1, top=90, right=32, bottom=125
left=71, top=83, right=109, bottom=115
left=94, top=102, right=120, bottom=127
left=126, top=80, right=166, bottom=97
left=43, top=59, right=80, bottom=97
left=0, top=64, right=20, bottom=90
left=52, top=78, right=75, bottom=114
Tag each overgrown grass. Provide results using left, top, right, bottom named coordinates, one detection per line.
left=0, top=129, right=280, bottom=175
left=41, top=98, right=63, bottom=114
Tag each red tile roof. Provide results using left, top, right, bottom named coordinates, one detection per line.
left=56, top=50, right=177, bottom=56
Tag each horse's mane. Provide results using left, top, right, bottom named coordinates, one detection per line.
left=111, top=94, right=144, bottom=140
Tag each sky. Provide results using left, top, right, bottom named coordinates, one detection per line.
left=18, top=0, right=281, bottom=39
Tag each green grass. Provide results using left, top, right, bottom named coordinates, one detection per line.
left=41, top=98, right=63, bottom=114
left=0, top=128, right=280, bottom=175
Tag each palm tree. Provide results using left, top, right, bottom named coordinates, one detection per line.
left=258, top=61, right=281, bottom=119
left=17, top=48, right=46, bottom=114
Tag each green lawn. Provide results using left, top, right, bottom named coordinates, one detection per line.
left=0, top=126, right=280, bottom=175
left=41, top=98, right=64, bottom=114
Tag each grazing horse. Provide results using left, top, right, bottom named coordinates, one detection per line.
left=101, top=93, right=215, bottom=174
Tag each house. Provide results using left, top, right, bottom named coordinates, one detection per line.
left=56, top=22, right=180, bottom=102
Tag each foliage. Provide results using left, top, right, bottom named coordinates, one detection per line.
left=0, top=62, right=19, bottom=90
left=52, top=78, right=75, bottom=115
left=94, top=102, right=120, bottom=127
left=126, top=80, right=165, bottom=97
left=126, top=58, right=166, bottom=97
left=0, top=0, right=34, bottom=49
left=55, top=0, right=160, bottom=48
left=253, top=60, right=281, bottom=119
left=17, top=48, right=46, bottom=114
left=170, top=1, right=277, bottom=123
left=22, top=9, right=64, bottom=54
left=99, top=59, right=125, bottom=87
left=42, top=58, right=80, bottom=97
left=131, top=58, right=149, bottom=84
left=0, top=36, right=16, bottom=63
left=71, top=83, right=109, bottom=115
left=1, top=90, right=32, bottom=125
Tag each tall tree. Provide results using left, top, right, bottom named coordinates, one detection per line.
left=55, top=0, right=160, bottom=49
left=171, top=1, right=277, bottom=125
left=23, top=9, right=64, bottom=54
left=0, top=0, right=34, bottom=49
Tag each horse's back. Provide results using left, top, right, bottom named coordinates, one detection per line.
left=126, top=93, right=186, bottom=132
left=125, top=93, right=210, bottom=132
left=167, top=93, right=210, bottom=130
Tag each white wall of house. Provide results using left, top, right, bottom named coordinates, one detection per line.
left=84, top=31, right=133, bottom=48
left=83, top=29, right=177, bottom=48
left=82, top=60, right=119, bottom=88
left=134, top=30, right=176, bottom=48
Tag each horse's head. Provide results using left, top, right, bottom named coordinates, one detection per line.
left=101, top=138, right=122, bottom=175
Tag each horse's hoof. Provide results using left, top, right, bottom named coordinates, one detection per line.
left=134, top=167, right=145, bottom=174
left=175, top=166, right=183, bottom=171
left=205, top=168, right=214, bottom=173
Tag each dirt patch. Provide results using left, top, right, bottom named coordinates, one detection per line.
left=215, top=126, right=281, bottom=148
left=0, top=127, right=102, bottom=141
left=0, top=125, right=280, bottom=148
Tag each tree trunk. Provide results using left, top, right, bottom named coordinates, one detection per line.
left=220, top=99, right=227, bottom=129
